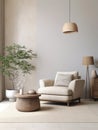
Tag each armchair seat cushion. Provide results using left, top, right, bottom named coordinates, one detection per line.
left=38, top=86, right=73, bottom=96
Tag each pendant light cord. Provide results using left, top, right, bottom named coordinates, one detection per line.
left=69, top=0, right=71, bottom=22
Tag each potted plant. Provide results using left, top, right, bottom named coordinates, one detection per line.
left=0, top=43, right=37, bottom=101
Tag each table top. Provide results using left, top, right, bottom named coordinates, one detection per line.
left=15, top=93, right=41, bottom=98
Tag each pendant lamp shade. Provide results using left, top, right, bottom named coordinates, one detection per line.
left=62, top=0, right=78, bottom=33
left=62, top=22, right=78, bottom=33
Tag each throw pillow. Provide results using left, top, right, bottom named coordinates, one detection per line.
left=54, top=73, right=73, bottom=87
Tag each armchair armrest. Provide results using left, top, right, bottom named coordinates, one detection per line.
left=68, top=79, right=85, bottom=99
left=39, top=79, right=54, bottom=88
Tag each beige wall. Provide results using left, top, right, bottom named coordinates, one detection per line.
left=5, top=0, right=37, bottom=91
left=0, top=0, right=4, bottom=101
left=4, top=0, right=98, bottom=97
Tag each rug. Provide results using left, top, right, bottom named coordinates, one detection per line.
left=0, top=100, right=98, bottom=123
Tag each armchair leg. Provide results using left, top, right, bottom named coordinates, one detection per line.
left=78, top=98, right=81, bottom=103
left=67, top=102, right=70, bottom=106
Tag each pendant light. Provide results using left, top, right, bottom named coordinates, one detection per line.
left=62, top=0, right=78, bottom=33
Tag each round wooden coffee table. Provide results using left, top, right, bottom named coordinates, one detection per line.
left=15, top=94, right=41, bottom=112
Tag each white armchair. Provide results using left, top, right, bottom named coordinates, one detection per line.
left=38, top=71, right=85, bottom=106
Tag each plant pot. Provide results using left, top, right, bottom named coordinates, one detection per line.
left=6, top=89, right=19, bottom=102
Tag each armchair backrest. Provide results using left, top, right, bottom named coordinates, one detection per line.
left=39, top=71, right=81, bottom=88
left=55, top=71, right=80, bottom=80
left=54, top=71, right=81, bottom=87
